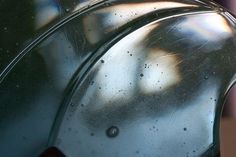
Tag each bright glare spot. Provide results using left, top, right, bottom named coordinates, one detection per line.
left=179, top=13, right=232, bottom=42
left=35, top=3, right=59, bottom=29
left=139, top=49, right=181, bottom=94
left=94, top=24, right=155, bottom=107
left=83, top=1, right=197, bottom=44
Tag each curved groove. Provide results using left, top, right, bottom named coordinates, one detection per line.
left=0, top=0, right=108, bottom=83
left=47, top=9, right=216, bottom=146
left=0, top=0, right=216, bottom=84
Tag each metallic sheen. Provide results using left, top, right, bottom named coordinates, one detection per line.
left=0, top=0, right=236, bottom=157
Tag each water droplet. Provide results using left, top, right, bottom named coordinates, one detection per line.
left=136, top=150, right=140, bottom=154
left=90, top=81, right=94, bottom=85
left=65, top=8, right=70, bottom=13
left=3, top=27, right=7, bottom=31
left=101, top=60, right=105, bottom=63
left=140, top=73, right=144, bottom=77
left=90, top=133, right=94, bottom=136
left=106, top=126, right=119, bottom=138
left=204, top=76, right=209, bottom=80
left=130, top=54, right=133, bottom=56
left=183, top=127, right=187, bottom=131
left=16, top=84, right=20, bottom=88
left=81, top=104, right=84, bottom=107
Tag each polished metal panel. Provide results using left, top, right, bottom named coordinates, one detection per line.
left=0, top=0, right=236, bottom=157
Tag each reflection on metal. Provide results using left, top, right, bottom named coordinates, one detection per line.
left=74, top=0, right=198, bottom=13
left=83, top=1, right=198, bottom=44
left=73, top=0, right=105, bottom=12
left=180, top=13, right=233, bottom=42
left=139, top=48, right=181, bottom=94
left=35, top=0, right=59, bottom=29
left=95, top=24, right=154, bottom=103
left=0, top=0, right=236, bottom=157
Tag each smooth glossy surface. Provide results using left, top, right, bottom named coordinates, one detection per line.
left=0, top=0, right=236, bottom=157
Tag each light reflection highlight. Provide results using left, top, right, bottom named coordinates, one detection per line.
left=35, top=0, right=59, bottom=29
left=179, top=13, right=233, bottom=43
left=82, top=1, right=198, bottom=44
left=95, top=24, right=155, bottom=105
left=139, top=48, right=181, bottom=94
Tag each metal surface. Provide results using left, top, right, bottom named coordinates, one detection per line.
left=0, top=0, right=236, bottom=157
